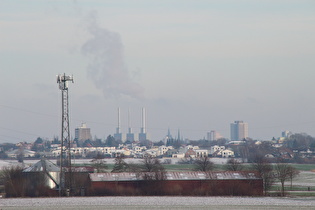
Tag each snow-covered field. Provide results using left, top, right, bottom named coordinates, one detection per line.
left=0, top=157, right=228, bottom=168
left=290, top=171, right=315, bottom=187
left=1, top=159, right=315, bottom=209
left=1, top=196, right=315, bottom=209
left=0, top=159, right=40, bottom=168
left=0, top=158, right=228, bottom=168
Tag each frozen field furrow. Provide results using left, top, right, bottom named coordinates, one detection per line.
left=1, top=196, right=315, bottom=208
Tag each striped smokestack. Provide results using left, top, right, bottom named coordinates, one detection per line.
left=141, top=107, right=146, bottom=133
left=128, top=108, right=132, bottom=133
left=116, top=107, right=121, bottom=134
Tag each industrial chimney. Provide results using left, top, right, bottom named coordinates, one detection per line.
left=139, top=107, right=147, bottom=141
left=141, top=107, right=146, bottom=133
left=114, top=107, right=122, bottom=141
left=126, top=108, right=134, bottom=142
left=116, top=107, right=121, bottom=134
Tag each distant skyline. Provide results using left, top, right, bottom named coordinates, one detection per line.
left=1, top=1, right=315, bottom=143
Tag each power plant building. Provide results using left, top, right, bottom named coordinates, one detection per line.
left=113, top=108, right=145, bottom=142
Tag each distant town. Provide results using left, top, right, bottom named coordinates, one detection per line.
left=1, top=118, right=315, bottom=165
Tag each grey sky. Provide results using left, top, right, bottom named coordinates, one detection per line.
left=1, top=0, right=315, bottom=143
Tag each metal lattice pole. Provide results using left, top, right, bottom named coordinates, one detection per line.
left=57, top=73, right=73, bottom=196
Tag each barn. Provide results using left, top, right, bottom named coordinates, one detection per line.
left=89, top=171, right=263, bottom=196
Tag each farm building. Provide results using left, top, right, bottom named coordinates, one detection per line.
left=89, top=171, right=263, bottom=196
left=23, top=159, right=60, bottom=189
left=22, top=159, right=92, bottom=196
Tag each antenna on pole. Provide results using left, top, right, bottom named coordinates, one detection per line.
left=57, top=73, right=74, bottom=196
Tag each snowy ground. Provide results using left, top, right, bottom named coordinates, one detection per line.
left=1, top=159, right=315, bottom=209
left=72, top=157, right=229, bottom=165
left=0, top=158, right=228, bottom=169
left=288, top=171, right=315, bottom=187
left=1, top=196, right=315, bottom=209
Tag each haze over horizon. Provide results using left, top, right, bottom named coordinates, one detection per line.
left=1, top=1, right=315, bottom=143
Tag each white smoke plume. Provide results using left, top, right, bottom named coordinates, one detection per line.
left=81, top=11, right=144, bottom=99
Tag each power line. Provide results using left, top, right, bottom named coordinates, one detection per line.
left=0, top=104, right=58, bottom=118
left=0, top=126, right=41, bottom=137
left=0, top=103, right=116, bottom=127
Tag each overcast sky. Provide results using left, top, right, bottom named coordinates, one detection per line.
left=1, top=0, right=315, bottom=143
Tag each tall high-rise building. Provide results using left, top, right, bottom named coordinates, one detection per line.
left=207, top=130, right=222, bottom=141
left=230, top=121, right=248, bottom=141
left=75, top=123, right=92, bottom=141
left=177, top=129, right=181, bottom=141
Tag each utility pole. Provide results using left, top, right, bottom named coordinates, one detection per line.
left=57, top=73, right=74, bottom=196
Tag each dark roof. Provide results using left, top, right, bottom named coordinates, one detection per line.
left=23, top=159, right=60, bottom=172
left=89, top=171, right=260, bottom=182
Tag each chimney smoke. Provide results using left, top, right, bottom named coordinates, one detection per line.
left=81, top=10, right=144, bottom=99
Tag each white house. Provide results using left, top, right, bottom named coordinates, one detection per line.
left=157, top=146, right=173, bottom=156
left=222, top=149, right=234, bottom=158
left=210, top=145, right=225, bottom=155
left=114, top=148, right=131, bottom=157
left=133, top=146, right=146, bottom=153
left=195, top=149, right=208, bottom=158
left=185, top=145, right=199, bottom=152
left=172, top=153, right=185, bottom=158
left=7, top=149, right=36, bottom=158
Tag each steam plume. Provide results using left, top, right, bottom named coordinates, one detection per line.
left=81, top=11, right=144, bottom=99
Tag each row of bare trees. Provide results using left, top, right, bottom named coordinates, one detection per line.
left=90, top=154, right=167, bottom=181
left=250, top=156, right=300, bottom=196
left=90, top=154, right=166, bottom=195
left=111, top=154, right=166, bottom=180
left=1, top=155, right=300, bottom=197
left=101, top=155, right=300, bottom=196
left=192, top=156, right=299, bottom=196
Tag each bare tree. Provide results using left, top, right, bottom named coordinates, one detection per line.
left=225, top=158, right=244, bottom=171
left=288, top=166, right=300, bottom=190
left=162, top=159, right=172, bottom=165
left=91, top=153, right=107, bottom=173
left=194, top=156, right=214, bottom=172
left=126, top=162, right=142, bottom=173
left=141, top=155, right=162, bottom=172
left=139, top=155, right=167, bottom=195
left=0, top=165, right=26, bottom=197
left=17, top=147, right=24, bottom=163
left=275, top=160, right=299, bottom=196
left=251, top=155, right=275, bottom=195
left=239, top=144, right=249, bottom=162
left=111, top=154, right=129, bottom=172
left=141, top=155, right=166, bottom=180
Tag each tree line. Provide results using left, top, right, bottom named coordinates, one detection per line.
left=0, top=154, right=300, bottom=197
